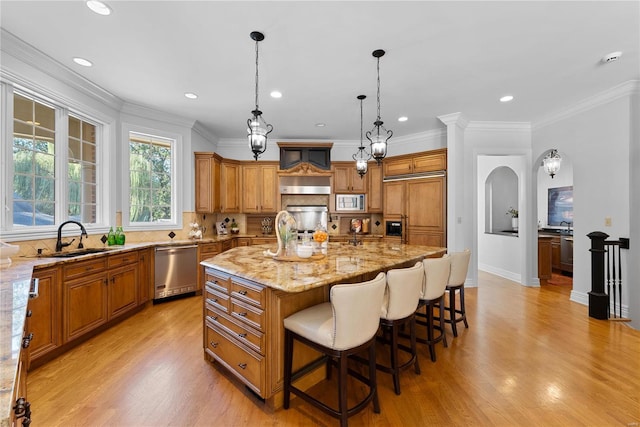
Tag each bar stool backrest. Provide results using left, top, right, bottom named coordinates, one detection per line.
left=381, top=262, right=424, bottom=321
left=448, top=249, right=471, bottom=287
left=331, top=272, right=386, bottom=350
left=422, top=255, right=451, bottom=300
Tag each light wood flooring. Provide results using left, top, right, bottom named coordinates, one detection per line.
left=28, top=272, right=640, bottom=426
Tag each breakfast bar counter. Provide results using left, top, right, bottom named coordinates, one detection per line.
left=200, top=242, right=446, bottom=407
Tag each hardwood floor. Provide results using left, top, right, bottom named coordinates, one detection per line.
left=28, top=271, right=640, bottom=426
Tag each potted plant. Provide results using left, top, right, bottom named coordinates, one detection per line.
left=230, top=219, right=240, bottom=234
left=506, top=207, right=519, bottom=230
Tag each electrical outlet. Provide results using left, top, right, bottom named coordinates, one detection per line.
left=605, top=217, right=612, bottom=227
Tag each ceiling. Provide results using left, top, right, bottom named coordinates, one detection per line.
left=1, top=1, right=638, bottom=142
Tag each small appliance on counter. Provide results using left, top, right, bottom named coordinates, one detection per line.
left=216, top=221, right=228, bottom=235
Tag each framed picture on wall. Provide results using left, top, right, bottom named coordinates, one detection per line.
left=548, top=186, right=573, bottom=226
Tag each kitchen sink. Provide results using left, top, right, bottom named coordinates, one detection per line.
left=49, top=247, right=111, bottom=258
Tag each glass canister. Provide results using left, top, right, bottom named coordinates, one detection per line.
left=312, top=223, right=329, bottom=254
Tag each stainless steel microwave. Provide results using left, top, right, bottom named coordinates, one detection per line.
left=335, top=194, right=365, bottom=211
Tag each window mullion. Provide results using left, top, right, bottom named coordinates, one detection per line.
left=55, top=107, right=69, bottom=223
left=0, top=83, right=14, bottom=229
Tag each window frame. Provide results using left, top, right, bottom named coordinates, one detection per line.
left=0, top=82, right=110, bottom=240
left=121, top=123, right=182, bottom=231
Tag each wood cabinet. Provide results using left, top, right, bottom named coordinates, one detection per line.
left=221, top=160, right=241, bottom=213
left=241, top=162, right=278, bottom=213
left=367, top=162, right=383, bottom=213
left=551, top=236, right=561, bottom=271
left=383, top=149, right=447, bottom=177
left=28, top=267, right=61, bottom=361
left=194, top=152, right=221, bottom=213
left=332, top=162, right=367, bottom=193
left=137, top=247, right=153, bottom=304
left=383, top=176, right=446, bottom=247
left=63, top=252, right=138, bottom=343
left=538, top=236, right=553, bottom=284
left=11, top=313, right=31, bottom=426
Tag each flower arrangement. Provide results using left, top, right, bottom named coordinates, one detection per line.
left=506, top=207, right=519, bottom=218
left=230, top=219, right=239, bottom=234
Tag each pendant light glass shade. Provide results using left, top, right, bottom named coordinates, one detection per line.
left=543, top=149, right=562, bottom=178
left=365, top=49, right=392, bottom=164
left=247, top=31, right=273, bottom=161
left=353, top=95, right=370, bottom=178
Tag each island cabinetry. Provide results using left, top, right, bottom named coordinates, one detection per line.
left=198, top=242, right=223, bottom=293
left=204, top=268, right=266, bottom=395
left=241, top=162, right=278, bottom=213
left=332, top=162, right=367, bottom=193
left=194, top=152, right=221, bottom=213
left=367, top=162, right=383, bottom=212
left=11, top=310, right=32, bottom=426
left=28, top=266, right=61, bottom=361
left=383, top=176, right=446, bottom=247
left=221, top=160, right=241, bottom=213
left=383, top=149, right=446, bottom=177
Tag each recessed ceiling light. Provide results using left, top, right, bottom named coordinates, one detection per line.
left=184, top=92, right=198, bottom=99
left=73, top=57, right=93, bottom=67
left=398, top=116, right=408, bottom=122
left=86, top=0, right=111, bottom=16
left=315, top=123, right=326, bottom=127
left=270, top=91, right=282, bottom=99
left=602, top=51, right=622, bottom=63
left=500, top=95, right=514, bottom=103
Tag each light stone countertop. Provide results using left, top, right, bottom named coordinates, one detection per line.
left=201, top=241, right=446, bottom=293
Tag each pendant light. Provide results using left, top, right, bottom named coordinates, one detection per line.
left=353, top=95, right=371, bottom=178
left=543, top=149, right=562, bottom=178
left=366, top=49, right=393, bottom=164
left=247, top=31, right=273, bottom=161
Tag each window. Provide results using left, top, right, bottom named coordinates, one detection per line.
left=3, top=87, right=104, bottom=235
left=128, top=131, right=175, bottom=225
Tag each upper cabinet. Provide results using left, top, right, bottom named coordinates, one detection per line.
left=221, top=160, right=241, bottom=213
left=332, top=162, right=367, bottom=193
left=383, top=149, right=447, bottom=177
left=194, top=152, right=221, bottom=213
left=241, top=162, right=279, bottom=213
left=367, top=162, right=383, bottom=213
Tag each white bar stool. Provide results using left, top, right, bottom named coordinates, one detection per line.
left=283, top=273, right=386, bottom=427
left=442, top=249, right=471, bottom=337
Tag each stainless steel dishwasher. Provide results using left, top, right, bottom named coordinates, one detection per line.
left=154, top=244, right=198, bottom=301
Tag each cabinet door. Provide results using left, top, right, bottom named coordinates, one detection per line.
left=65, top=272, right=108, bottom=342
left=242, top=164, right=260, bottom=213
left=260, top=164, right=278, bottom=212
left=383, top=158, right=412, bottom=176
left=138, top=248, right=153, bottom=304
left=221, top=162, right=240, bottom=213
left=551, top=237, right=561, bottom=270
left=195, top=153, right=216, bottom=213
left=367, top=163, right=383, bottom=213
left=406, top=177, right=445, bottom=230
left=29, top=267, right=61, bottom=361
left=108, top=265, right=138, bottom=319
left=412, top=152, right=446, bottom=173
left=383, top=181, right=405, bottom=216
left=333, top=165, right=351, bottom=193
left=407, top=230, right=445, bottom=247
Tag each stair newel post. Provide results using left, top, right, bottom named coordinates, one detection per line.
left=587, top=231, right=609, bottom=319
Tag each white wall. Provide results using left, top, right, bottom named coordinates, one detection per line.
left=537, top=155, right=573, bottom=229
left=532, top=93, right=633, bottom=312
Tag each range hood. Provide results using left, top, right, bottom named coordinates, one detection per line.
left=279, top=176, right=331, bottom=195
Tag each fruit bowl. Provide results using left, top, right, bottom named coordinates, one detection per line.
left=296, top=244, right=313, bottom=259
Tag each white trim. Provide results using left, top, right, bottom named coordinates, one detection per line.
left=467, top=121, right=531, bottom=133
left=121, top=102, right=195, bottom=129
left=478, top=264, right=524, bottom=285
left=533, top=80, right=640, bottom=130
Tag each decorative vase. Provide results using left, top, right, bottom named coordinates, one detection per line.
left=512, top=218, right=519, bottom=231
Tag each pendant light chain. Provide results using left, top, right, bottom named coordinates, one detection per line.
left=254, top=39, right=260, bottom=111
left=360, top=95, right=364, bottom=148
left=376, top=56, right=381, bottom=121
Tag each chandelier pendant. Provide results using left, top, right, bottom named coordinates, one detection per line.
left=543, top=149, right=562, bottom=178
left=353, top=95, right=371, bottom=178
left=365, top=49, right=392, bottom=165
left=247, top=31, right=273, bottom=161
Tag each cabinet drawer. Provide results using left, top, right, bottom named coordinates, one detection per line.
left=230, top=298, right=264, bottom=332
left=230, top=277, right=265, bottom=309
left=205, top=324, right=264, bottom=395
left=205, top=269, right=231, bottom=293
left=63, top=258, right=107, bottom=280
left=199, top=242, right=221, bottom=258
left=205, top=287, right=229, bottom=313
left=206, top=307, right=264, bottom=354
left=221, top=240, right=233, bottom=252
left=413, top=153, right=446, bottom=173
left=108, top=251, right=139, bottom=268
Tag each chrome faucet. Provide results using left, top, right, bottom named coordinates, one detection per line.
left=349, top=230, right=362, bottom=246
left=56, top=220, right=88, bottom=252
left=560, top=220, right=572, bottom=233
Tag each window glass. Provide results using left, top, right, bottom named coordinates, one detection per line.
left=129, top=132, right=174, bottom=224
left=13, top=93, right=56, bottom=226
left=68, top=115, right=97, bottom=223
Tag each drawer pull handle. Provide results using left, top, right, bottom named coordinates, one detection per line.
left=26, top=310, right=32, bottom=318
left=212, top=298, right=218, bottom=303
left=237, top=312, right=247, bottom=317
left=238, top=290, right=248, bottom=296
left=238, top=363, right=247, bottom=369
left=210, top=341, right=218, bottom=348
left=238, top=333, right=247, bottom=338
left=85, top=266, right=93, bottom=271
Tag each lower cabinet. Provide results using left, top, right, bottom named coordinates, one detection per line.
left=12, top=305, right=32, bottom=426
left=28, top=266, right=61, bottom=360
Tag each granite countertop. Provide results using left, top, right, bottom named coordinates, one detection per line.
left=201, top=241, right=446, bottom=293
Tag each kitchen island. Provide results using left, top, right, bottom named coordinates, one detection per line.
left=200, top=241, right=446, bottom=408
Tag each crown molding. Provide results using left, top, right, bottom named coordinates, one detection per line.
left=121, top=102, right=196, bottom=129
left=437, top=112, right=469, bottom=129
left=466, top=121, right=531, bottom=132
left=533, top=80, right=640, bottom=131
left=0, top=29, right=123, bottom=111
left=192, top=121, right=219, bottom=144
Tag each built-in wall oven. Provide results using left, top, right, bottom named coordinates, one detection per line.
left=386, top=220, right=403, bottom=237
left=154, top=244, right=198, bottom=301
